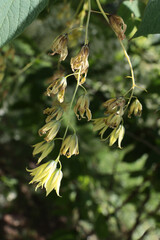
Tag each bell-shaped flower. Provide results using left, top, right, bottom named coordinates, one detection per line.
left=74, top=94, right=92, bottom=121
left=38, top=120, right=61, bottom=142
left=109, top=15, right=127, bottom=40
left=109, top=125, right=125, bottom=148
left=46, top=77, right=67, bottom=103
left=27, top=160, right=63, bottom=196
left=32, top=141, right=54, bottom=164
left=70, top=44, right=89, bottom=84
left=128, top=99, right=142, bottom=118
left=60, top=134, right=79, bottom=158
left=50, top=34, right=68, bottom=61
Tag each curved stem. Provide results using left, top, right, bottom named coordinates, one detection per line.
left=119, top=39, right=136, bottom=90
left=96, top=0, right=109, bottom=24
left=85, top=0, right=91, bottom=45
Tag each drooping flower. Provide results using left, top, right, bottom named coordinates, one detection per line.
left=46, top=77, right=67, bottom=103
left=105, top=113, right=122, bottom=129
left=43, top=102, right=67, bottom=122
left=109, top=125, right=125, bottom=148
left=32, top=141, right=54, bottom=164
left=70, top=44, right=89, bottom=84
left=74, top=94, right=92, bottom=121
left=38, top=120, right=61, bottom=142
left=128, top=99, right=142, bottom=118
left=103, top=97, right=125, bottom=115
left=27, top=160, right=63, bottom=196
left=50, top=34, right=68, bottom=61
left=93, top=118, right=109, bottom=139
left=108, top=15, right=127, bottom=40
left=60, top=134, right=79, bottom=158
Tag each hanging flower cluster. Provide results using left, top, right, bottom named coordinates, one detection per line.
left=27, top=0, right=143, bottom=197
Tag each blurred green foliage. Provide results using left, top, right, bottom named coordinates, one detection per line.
left=0, top=1, right=160, bottom=240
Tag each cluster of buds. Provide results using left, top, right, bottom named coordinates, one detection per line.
left=108, top=15, right=127, bottom=40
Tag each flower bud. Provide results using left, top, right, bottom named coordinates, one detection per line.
left=74, top=94, right=92, bottom=121
left=50, top=34, right=68, bottom=61
left=109, top=15, right=127, bottom=40
left=128, top=99, right=142, bottom=118
left=60, top=134, right=79, bottom=158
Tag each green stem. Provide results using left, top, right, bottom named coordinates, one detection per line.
left=96, top=0, right=109, bottom=24
left=62, top=69, right=81, bottom=140
left=85, top=0, right=91, bottom=45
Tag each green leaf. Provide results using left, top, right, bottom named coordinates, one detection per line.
left=134, top=0, right=160, bottom=38
left=0, top=0, right=49, bottom=47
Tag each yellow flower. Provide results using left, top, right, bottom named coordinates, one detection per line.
left=109, top=125, right=125, bottom=148
left=27, top=160, right=63, bottom=196
left=38, top=120, right=61, bottom=142
left=70, top=44, right=89, bottom=84
left=93, top=118, right=108, bottom=139
left=46, top=77, right=67, bottom=103
left=32, top=141, right=54, bottom=164
left=128, top=99, right=142, bottom=118
left=74, top=94, right=92, bottom=121
left=50, top=34, right=68, bottom=61
left=60, top=134, right=79, bottom=158
left=108, top=15, right=127, bottom=40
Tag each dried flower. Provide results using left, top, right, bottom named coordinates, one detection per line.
left=27, top=160, right=63, bottom=196
left=46, top=77, right=67, bottom=103
left=70, top=44, right=89, bottom=84
left=128, top=99, right=142, bottom=118
left=46, top=70, right=65, bottom=84
left=50, top=34, right=68, bottom=61
left=38, top=120, right=61, bottom=142
left=60, top=134, right=79, bottom=158
left=43, top=102, right=66, bottom=122
left=109, top=125, right=125, bottom=148
left=74, top=94, right=92, bottom=121
left=109, top=15, right=127, bottom=40
left=103, top=97, right=125, bottom=114
left=32, top=141, right=55, bottom=164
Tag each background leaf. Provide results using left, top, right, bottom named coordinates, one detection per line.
left=0, top=0, right=49, bottom=47
left=134, top=0, right=160, bottom=38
